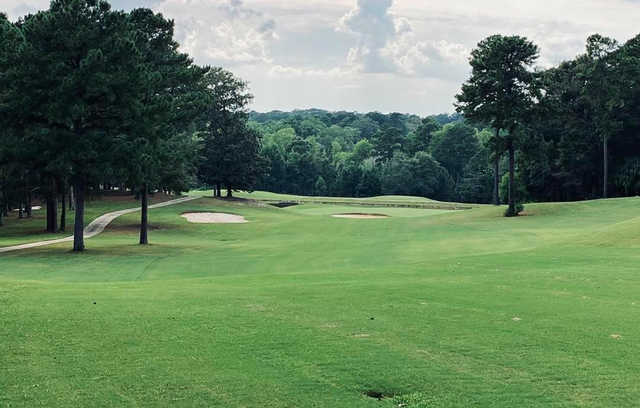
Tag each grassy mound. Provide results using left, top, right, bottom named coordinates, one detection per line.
left=1, top=196, right=639, bottom=407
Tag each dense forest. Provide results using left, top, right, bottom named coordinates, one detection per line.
left=0, top=1, right=263, bottom=249
left=1, top=0, right=640, bottom=249
left=248, top=110, right=482, bottom=202
left=250, top=33, right=640, bottom=212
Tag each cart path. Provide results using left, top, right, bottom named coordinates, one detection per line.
left=0, top=196, right=199, bottom=254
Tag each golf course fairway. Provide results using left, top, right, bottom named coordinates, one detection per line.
left=1, top=194, right=639, bottom=407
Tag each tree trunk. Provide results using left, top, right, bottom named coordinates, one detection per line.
left=139, top=185, right=149, bottom=245
left=226, top=187, right=232, bottom=198
left=73, top=180, right=85, bottom=252
left=506, top=141, right=517, bottom=217
left=59, top=181, right=66, bottom=232
left=46, top=195, right=58, bottom=232
left=493, top=127, right=501, bottom=206
left=69, top=185, right=75, bottom=210
left=603, top=135, right=609, bottom=199
left=493, top=156, right=500, bottom=206
left=0, top=196, right=3, bottom=226
left=216, top=183, right=221, bottom=198
left=26, top=191, right=32, bottom=218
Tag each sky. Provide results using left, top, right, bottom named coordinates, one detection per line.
left=4, top=0, right=640, bottom=115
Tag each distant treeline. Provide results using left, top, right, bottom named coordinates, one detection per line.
left=2, top=0, right=640, bottom=247
left=248, top=110, right=488, bottom=202
left=250, top=32, right=640, bottom=207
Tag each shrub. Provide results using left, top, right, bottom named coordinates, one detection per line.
left=505, top=202, right=525, bottom=217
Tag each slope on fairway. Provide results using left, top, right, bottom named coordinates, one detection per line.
left=191, top=190, right=469, bottom=208
left=0, top=193, right=181, bottom=248
left=1, top=196, right=640, bottom=407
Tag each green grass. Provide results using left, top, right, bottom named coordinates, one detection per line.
left=1, top=196, right=640, bottom=407
left=231, top=190, right=440, bottom=203
left=190, top=190, right=474, bottom=210
left=283, top=204, right=454, bottom=218
left=0, top=193, right=180, bottom=247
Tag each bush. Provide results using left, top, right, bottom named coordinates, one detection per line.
left=499, top=172, right=529, bottom=204
left=505, top=202, right=524, bottom=217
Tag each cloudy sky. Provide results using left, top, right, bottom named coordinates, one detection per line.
left=5, top=0, right=640, bottom=115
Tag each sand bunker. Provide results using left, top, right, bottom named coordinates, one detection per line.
left=332, top=213, right=389, bottom=219
left=12, top=206, right=41, bottom=212
left=181, top=212, right=247, bottom=224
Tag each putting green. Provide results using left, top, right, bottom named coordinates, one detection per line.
left=283, top=204, right=454, bottom=218
left=1, top=196, right=639, bottom=407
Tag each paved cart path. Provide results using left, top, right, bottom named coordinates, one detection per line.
left=0, top=196, right=199, bottom=254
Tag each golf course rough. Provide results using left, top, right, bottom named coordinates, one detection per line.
left=1, top=194, right=640, bottom=407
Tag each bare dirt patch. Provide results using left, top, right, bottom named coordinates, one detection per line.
left=181, top=212, right=247, bottom=224
left=332, top=213, right=389, bottom=219
left=363, top=390, right=396, bottom=401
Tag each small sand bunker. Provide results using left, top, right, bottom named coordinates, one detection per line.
left=12, top=206, right=41, bottom=212
left=181, top=212, right=247, bottom=224
left=332, top=213, right=389, bottom=219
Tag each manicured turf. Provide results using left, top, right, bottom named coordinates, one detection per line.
left=1, top=196, right=640, bottom=407
left=232, top=190, right=440, bottom=203
left=191, top=190, right=473, bottom=209
left=283, top=204, right=453, bottom=218
left=0, top=193, right=178, bottom=247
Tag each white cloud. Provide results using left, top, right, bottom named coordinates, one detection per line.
left=337, top=0, right=468, bottom=78
left=4, top=0, right=640, bottom=114
left=338, top=0, right=397, bottom=73
left=268, top=64, right=354, bottom=79
left=3, top=0, right=48, bottom=20
left=155, top=0, right=278, bottom=65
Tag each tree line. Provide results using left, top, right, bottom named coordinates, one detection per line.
left=2, top=0, right=640, bottom=249
left=250, top=110, right=483, bottom=201
left=456, top=33, right=640, bottom=216
left=251, top=33, right=640, bottom=217
left=0, top=0, right=261, bottom=250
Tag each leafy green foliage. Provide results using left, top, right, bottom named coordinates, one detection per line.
left=197, top=68, right=263, bottom=196
left=249, top=110, right=484, bottom=201
left=457, top=35, right=539, bottom=214
left=431, top=122, right=480, bottom=183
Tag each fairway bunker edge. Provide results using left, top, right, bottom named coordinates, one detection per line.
left=181, top=212, right=248, bottom=224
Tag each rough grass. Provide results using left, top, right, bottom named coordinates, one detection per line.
left=0, top=193, right=179, bottom=247
left=1, top=196, right=640, bottom=407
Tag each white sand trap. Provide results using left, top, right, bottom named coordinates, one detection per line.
left=332, top=213, right=389, bottom=219
left=181, top=212, right=247, bottom=224
left=12, top=206, right=41, bottom=212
